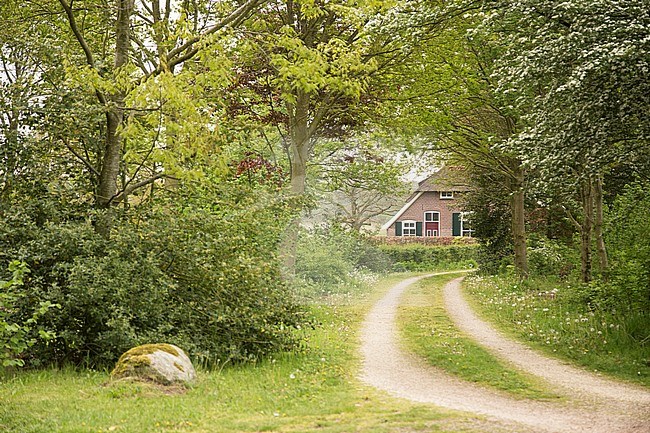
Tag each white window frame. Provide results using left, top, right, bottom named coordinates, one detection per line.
left=424, top=211, right=440, bottom=237
left=424, top=211, right=440, bottom=222
left=461, top=212, right=474, bottom=237
left=402, top=220, right=417, bottom=236
left=440, top=191, right=454, bottom=199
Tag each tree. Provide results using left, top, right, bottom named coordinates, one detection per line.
left=379, top=9, right=530, bottom=277
left=226, top=0, right=411, bottom=268
left=20, top=0, right=266, bottom=236
left=0, top=1, right=57, bottom=199
left=485, top=0, right=650, bottom=282
left=245, top=0, right=394, bottom=195
left=315, top=137, right=409, bottom=232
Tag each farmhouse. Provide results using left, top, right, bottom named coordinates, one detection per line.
left=382, top=166, right=473, bottom=238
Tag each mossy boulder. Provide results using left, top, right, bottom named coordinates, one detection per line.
left=111, top=344, right=196, bottom=386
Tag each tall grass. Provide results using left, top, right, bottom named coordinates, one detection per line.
left=464, top=275, right=650, bottom=386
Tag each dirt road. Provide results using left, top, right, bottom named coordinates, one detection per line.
left=359, top=273, right=650, bottom=433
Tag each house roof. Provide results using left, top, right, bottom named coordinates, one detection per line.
left=416, top=166, right=471, bottom=193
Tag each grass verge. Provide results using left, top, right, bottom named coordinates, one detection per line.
left=463, top=274, right=650, bottom=387
left=0, top=273, right=494, bottom=433
left=398, top=273, right=559, bottom=400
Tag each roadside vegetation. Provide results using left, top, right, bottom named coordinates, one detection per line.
left=464, top=275, right=650, bottom=387
left=463, top=181, right=650, bottom=387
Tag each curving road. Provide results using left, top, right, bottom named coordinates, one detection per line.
left=359, top=273, right=650, bottom=433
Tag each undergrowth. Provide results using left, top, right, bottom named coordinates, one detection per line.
left=464, top=275, right=650, bottom=386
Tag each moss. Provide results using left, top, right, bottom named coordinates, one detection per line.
left=173, top=362, right=185, bottom=372
left=116, top=344, right=179, bottom=365
left=111, top=354, right=150, bottom=376
left=111, top=344, right=180, bottom=381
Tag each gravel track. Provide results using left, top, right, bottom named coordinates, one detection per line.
left=359, top=273, right=650, bottom=433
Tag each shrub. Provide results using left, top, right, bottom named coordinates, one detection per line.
left=293, top=226, right=389, bottom=299
left=600, top=181, right=650, bottom=313
left=0, top=185, right=307, bottom=368
left=296, top=231, right=355, bottom=285
left=0, top=261, right=57, bottom=368
left=526, top=235, right=577, bottom=278
left=377, top=244, right=478, bottom=271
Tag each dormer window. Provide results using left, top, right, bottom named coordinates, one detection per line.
left=440, top=191, right=454, bottom=199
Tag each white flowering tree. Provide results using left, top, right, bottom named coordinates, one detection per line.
left=485, top=0, right=650, bottom=282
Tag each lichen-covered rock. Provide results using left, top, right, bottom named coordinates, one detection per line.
left=111, top=344, right=196, bottom=386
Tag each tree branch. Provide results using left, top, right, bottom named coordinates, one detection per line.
left=158, top=0, right=265, bottom=75
left=57, top=0, right=107, bottom=106
left=60, top=137, right=101, bottom=177
left=562, top=206, right=583, bottom=231
left=111, top=172, right=170, bottom=204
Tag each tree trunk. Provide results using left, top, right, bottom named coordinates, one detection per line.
left=288, top=92, right=310, bottom=195
left=580, top=178, right=594, bottom=284
left=593, top=174, right=609, bottom=275
left=281, top=91, right=311, bottom=272
left=95, top=0, right=132, bottom=237
left=510, top=162, right=529, bottom=279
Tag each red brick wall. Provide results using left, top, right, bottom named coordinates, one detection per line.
left=387, top=191, right=465, bottom=237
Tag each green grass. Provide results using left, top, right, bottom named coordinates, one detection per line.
left=0, top=273, right=496, bottom=433
left=398, top=273, right=559, bottom=400
left=463, top=274, right=650, bottom=387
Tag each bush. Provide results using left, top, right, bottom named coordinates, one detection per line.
left=377, top=244, right=478, bottom=271
left=600, top=181, right=650, bottom=313
left=0, top=185, right=307, bottom=368
left=0, top=261, right=57, bottom=368
left=295, top=231, right=355, bottom=286
left=292, top=226, right=390, bottom=300
left=526, top=235, right=577, bottom=278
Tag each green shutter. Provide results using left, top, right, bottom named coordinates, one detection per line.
left=452, top=213, right=461, bottom=236
left=416, top=222, right=423, bottom=237
left=395, top=221, right=402, bottom=236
